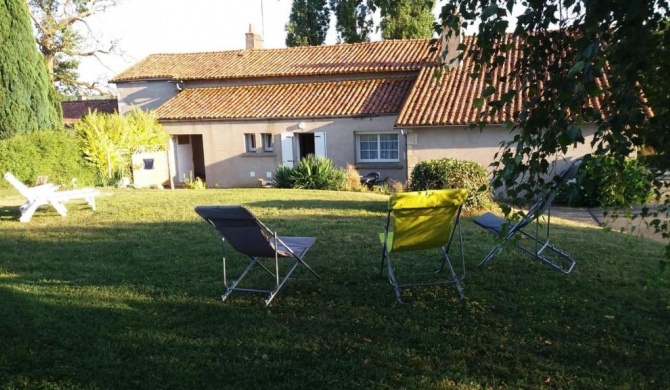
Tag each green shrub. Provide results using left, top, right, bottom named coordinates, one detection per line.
left=0, top=130, right=98, bottom=188
left=273, top=164, right=295, bottom=188
left=290, top=155, right=346, bottom=190
left=273, top=156, right=346, bottom=190
left=409, top=157, right=491, bottom=209
left=344, top=164, right=364, bottom=192
left=557, top=156, right=653, bottom=207
left=75, top=109, right=169, bottom=183
left=183, top=171, right=206, bottom=190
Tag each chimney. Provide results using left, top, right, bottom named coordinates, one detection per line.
left=245, top=24, right=263, bottom=50
left=440, top=16, right=463, bottom=69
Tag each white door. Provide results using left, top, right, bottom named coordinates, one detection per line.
left=176, top=135, right=194, bottom=182
left=281, top=134, right=294, bottom=168
left=314, top=132, right=327, bottom=158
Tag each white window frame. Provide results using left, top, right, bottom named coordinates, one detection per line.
left=356, top=132, right=399, bottom=163
left=244, top=133, right=256, bottom=152
left=261, top=133, right=273, bottom=152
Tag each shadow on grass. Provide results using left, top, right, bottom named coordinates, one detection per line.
left=0, top=210, right=668, bottom=388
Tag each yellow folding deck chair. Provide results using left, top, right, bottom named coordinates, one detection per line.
left=379, top=189, right=468, bottom=303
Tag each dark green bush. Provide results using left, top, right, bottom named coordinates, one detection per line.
left=273, top=156, right=345, bottom=190
left=0, top=130, right=99, bottom=188
left=557, top=155, right=653, bottom=207
left=409, top=157, right=491, bottom=209
left=289, top=155, right=346, bottom=190
left=272, top=164, right=295, bottom=188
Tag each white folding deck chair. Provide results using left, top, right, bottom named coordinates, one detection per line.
left=379, top=188, right=468, bottom=303
left=473, top=161, right=582, bottom=274
left=4, top=172, right=100, bottom=222
left=195, top=205, right=320, bottom=307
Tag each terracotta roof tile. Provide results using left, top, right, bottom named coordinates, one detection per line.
left=397, top=35, right=613, bottom=126
left=155, top=77, right=415, bottom=120
left=61, top=99, right=118, bottom=124
left=111, top=40, right=435, bottom=82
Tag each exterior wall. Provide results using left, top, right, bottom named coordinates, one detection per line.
left=161, top=115, right=405, bottom=188
left=406, top=124, right=598, bottom=175
left=131, top=151, right=169, bottom=188
left=116, top=80, right=179, bottom=114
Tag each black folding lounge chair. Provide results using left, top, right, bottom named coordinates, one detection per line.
left=195, top=205, right=319, bottom=306
left=473, top=160, right=582, bottom=274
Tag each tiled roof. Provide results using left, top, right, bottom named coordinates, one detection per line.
left=155, top=77, right=415, bottom=120
left=111, top=39, right=435, bottom=82
left=61, top=99, right=118, bottom=124
left=397, top=35, right=612, bottom=126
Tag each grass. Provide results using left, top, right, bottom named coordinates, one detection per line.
left=0, top=187, right=668, bottom=389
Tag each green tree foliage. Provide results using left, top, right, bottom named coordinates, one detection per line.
left=285, top=0, right=331, bottom=47
left=74, top=109, right=169, bottom=181
left=640, top=18, right=670, bottom=170
left=27, top=0, right=119, bottom=96
left=438, top=0, right=669, bottom=255
left=0, top=0, right=61, bottom=139
left=377, top=0, right=435, bottom=39
left=330, top=0, right=375, bottom=43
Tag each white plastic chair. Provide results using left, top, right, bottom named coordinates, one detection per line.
left=4, top=172, right=101, bottom=222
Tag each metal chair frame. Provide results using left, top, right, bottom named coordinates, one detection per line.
left=474, top=160, right=582, bottom=274
left=196, top=206, right=319, bottom=307
left=379, top=189, right=467, bottom=303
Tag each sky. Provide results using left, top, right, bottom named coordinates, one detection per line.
left=77, top=0, right=361, bottom=93
left=79, top=0, right=300, bottom=92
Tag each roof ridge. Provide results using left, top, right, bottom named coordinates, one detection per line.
left=143, top=38, right=433, bottom=58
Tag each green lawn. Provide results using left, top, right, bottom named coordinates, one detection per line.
left=0, top=188, right=668, bottom=389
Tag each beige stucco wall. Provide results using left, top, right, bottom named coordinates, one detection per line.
left=131, top=151, right=169, bottom=188
left=405, top=124, right=598, bottom=175
left=161, top=115, right=405, bottom=188
left=116, top=80, right=179, bottom=114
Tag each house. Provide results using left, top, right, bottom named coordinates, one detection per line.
left=61, top=98, right=118, bottom=126
left=111, top=28, right=598, bottom=188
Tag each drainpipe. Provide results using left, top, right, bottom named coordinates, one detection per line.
left=400, top=129, right=409, bottom=182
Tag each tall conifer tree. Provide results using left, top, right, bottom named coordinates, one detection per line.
left=285, top=0, right=331, bottom=47
left=330, top=0, right=375, bottom=43
left=0, top=0, right=61, bottom=138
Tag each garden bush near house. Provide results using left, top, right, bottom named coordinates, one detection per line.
left=290, top=155, right=346, bottom=190
left=0, top=129, right=98, bottom=188
left=272, top=164, right=295, bottom=188
left=182, top=171, right=206, bottom=190
left=272, top=156, right=346, bottom=190
left=557, top=155, right=653, bottom=207
left=344, top=164, right=364, bottom=192
left=409, top=157, right=491, bottom=209
left=75, top=109, right=169, bottom=185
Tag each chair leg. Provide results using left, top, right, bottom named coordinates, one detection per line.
left=87, top=195, right=97, bottom=210
left=221, top=257, right=260, bottom=303
left=264, top=260, right=302, bottom=307
left=441, top=248, right=464, bottom=300
left=479, top=242, right=505, bottom=266
left=19, top=203, right=39, bottom=222
left=386, top=257, right=404, bottom=304
left=380, top=246, right=388, bottom=277
left=50, top=200, right=68, bottom=217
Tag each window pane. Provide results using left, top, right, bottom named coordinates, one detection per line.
left=245, top=134, right=256, bottom=152
left=379, top=134, right=398, bottom=160
left=262, top=133, right=273, bottom=151
left=359, top=134, right=378, bottom=160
